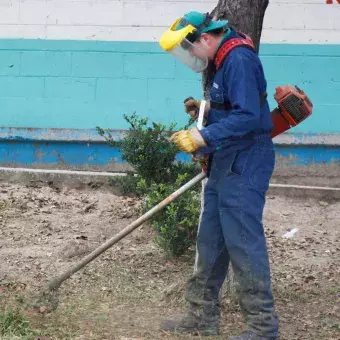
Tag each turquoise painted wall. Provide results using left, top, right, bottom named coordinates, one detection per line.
left=0, top=39, right=339, bottom=133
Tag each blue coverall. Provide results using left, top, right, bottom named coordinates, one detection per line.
left=186, top=28, right=279, bottom=339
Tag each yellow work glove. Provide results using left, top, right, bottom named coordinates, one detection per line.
left=170, top=127, right=207, bottom=153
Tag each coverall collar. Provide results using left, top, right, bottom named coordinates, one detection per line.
left=212, top=27, right=237, bottom=63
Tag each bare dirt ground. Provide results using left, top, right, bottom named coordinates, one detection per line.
left=0, top=179, right=339, bottom=340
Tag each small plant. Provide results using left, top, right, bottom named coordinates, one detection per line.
left=0, top=200, right=7, bottom=210
left=97, top=113, right=202, bottom=257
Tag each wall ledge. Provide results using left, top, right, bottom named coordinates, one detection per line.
left=1, top=127, right=340, bottom=146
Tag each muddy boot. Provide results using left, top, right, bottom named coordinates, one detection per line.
left=160, top=310, right=219, bottom=336
left=228, top=331, right=277, bottom=340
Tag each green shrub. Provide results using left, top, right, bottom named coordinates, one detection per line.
left=97, top=113, right=186, bottom=186
left=108, top=172, right=146, bottom=197
left=97, top=113, right=202, bottom=257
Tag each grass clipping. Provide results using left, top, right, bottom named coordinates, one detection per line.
left=17, top=285, right=61, bottom=315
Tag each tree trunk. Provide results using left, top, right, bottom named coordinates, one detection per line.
left=211, top=0, right=269, bottom=52
left=199, top=0, right=270, bottom=300
left=203, top=0, right=269, bottom=96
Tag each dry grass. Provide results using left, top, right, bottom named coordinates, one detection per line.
left=2, top=238, right=339, bottom=340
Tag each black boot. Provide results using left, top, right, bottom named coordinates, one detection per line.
left=228, top=331, right=277, bottom=340
left=160, top=310, right=219, bottom=336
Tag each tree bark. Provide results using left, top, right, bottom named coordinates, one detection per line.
left=211, top=0, right=269, bottom=52
left=199, top=0, right=270, bottom=300
left=203, top=0, right=269, bottom=96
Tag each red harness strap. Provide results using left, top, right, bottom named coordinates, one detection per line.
left=214, top=32, right=255, bottom=70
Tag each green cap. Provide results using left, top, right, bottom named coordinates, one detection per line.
left=176, top=11, right=228, bottom=35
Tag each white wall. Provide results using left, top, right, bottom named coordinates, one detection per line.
left=0, top=0, right=339, bottom=43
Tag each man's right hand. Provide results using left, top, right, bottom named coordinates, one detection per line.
left=184, top=97, right=210, bottom=119
left=184, top=97, right=201, bottom=118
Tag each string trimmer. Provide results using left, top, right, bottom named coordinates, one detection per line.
left=27, top=84, right=313, bottom=311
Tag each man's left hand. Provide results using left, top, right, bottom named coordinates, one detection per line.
left=170, top=127, right=207, bottom=153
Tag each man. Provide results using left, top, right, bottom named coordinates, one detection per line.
left=158, top=11, right=279, bottom=340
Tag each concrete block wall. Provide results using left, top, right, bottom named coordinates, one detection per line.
left=0, top=0, right=339, bottom=175
left=0, top=40, right=202, bottom=129
left=0, top=43, right=339, bottom=132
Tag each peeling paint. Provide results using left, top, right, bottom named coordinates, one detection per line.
left=1, top=140, right=339, bottom=168
left=0, top=128, right=340, bottom=176
left=34, top=150, right=46, bottom=161
left=0, top=127, right=125, bottom=143
left=275, top=145, right=340, bottom=166
left=1, top=127, right=340, bottom=146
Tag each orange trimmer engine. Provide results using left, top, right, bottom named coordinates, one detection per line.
left=271, top=85, right=313, bottom=138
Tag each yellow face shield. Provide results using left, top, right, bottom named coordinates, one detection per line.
left=159, top=18, right=208, bottom=73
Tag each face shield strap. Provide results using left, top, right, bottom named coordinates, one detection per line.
left=197, top=13, right=213, bottom=31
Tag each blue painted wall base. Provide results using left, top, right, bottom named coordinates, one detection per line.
left=1, top=128, right=339, bottom=174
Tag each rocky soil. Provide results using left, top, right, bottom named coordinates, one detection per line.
left=0, top=180, right=339, bottom=340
